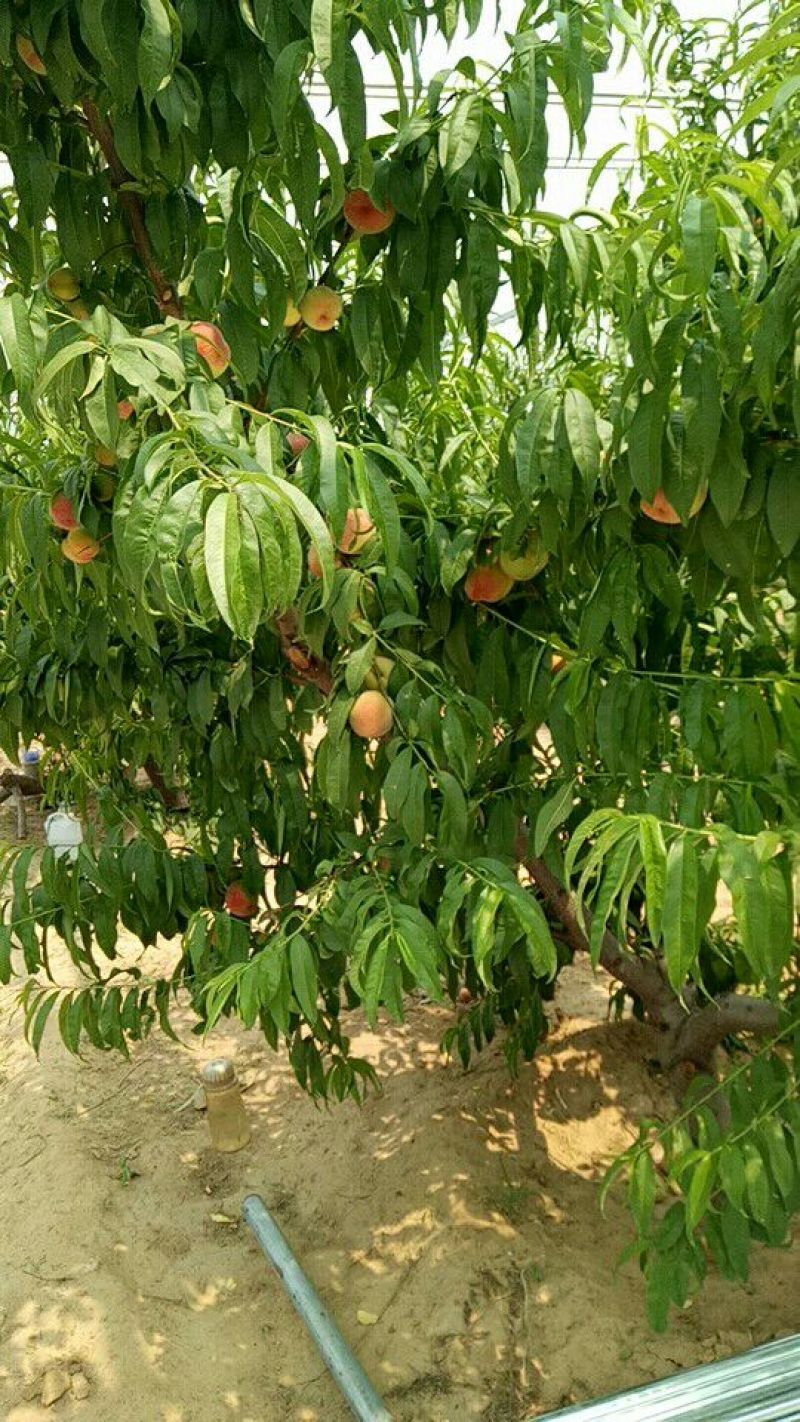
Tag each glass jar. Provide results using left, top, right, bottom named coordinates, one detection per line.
left=201, top=1058, right=251, bottom=1153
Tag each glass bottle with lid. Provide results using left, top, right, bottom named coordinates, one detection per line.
left=201, top=1058, right=251, bottom=1153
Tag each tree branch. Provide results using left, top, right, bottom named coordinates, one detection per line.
left=666, top=992, right=782, bottom=1069
left=81, top=99, right=183, bottom=319
left=276, top=612, right=333, bottom=695
left=525, top=854, right=674, bottom=1022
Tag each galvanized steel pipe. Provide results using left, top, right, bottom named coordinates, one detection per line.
left=242, top=1193, right=392, bottom=1422
left=536, top=1332, right=800, bottom=1422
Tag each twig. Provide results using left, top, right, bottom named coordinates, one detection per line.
left=80, top=99, right=183, bottom=318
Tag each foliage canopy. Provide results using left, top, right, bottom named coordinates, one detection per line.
left=0, top=0, right=798, bottom=1327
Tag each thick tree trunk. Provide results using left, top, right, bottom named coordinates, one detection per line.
left=524, top=854, right=782, bottom=1070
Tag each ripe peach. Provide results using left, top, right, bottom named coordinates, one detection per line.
left=287, top=431, right=310, bottom=458
left=551, top=653, right=567, bottom=675
left=464, top=564, right=515, bottom=603
left=338, top=507, right=374, bottom=555
left=117, top=398, right=135, bottom=421
left=94, top=444, right=117, bottom=469
left=641, top=485, right=707, bottom=525
left=458, top=987, right=472, bottom=1005
left=189, top=321, right=231, bottom=377
left=62, top=529, right=100, bottom=564
left=343, top=189, right=396, bottom=236
left=284, top=296, right=302, bottom=327
left=49, top=493, right=79, bottom=531
left=299, top=286, right=343, bottom=332
left=499, top=534, right=549, bottom=581
left=224, top=882, right=258, bottom=919
left=16, top=35, right=46, bottom=74
left=47, top=267, right=80, bottom=302
left=349, top=690, right=393, bottom=740
left=308, top=546, right=343, bottom=578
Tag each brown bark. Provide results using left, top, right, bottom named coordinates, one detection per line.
left=142, top=757, right=181, bottom=810
left=524, top=853, right=781, bottom=1069
left=525, top=854, right=674, bottom=1022
left=81, top=99, right=184, bottom=319
left=276, top=613, right=333, bottom=695
left=0, top=769, right=41, bottom=798
left=666, top=992, right=782, bottom=1069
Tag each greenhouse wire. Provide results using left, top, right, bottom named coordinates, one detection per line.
left=535, top=1333, right=800, bottom=1421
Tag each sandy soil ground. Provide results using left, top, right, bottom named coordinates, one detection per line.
left=0, top=802, right=798, bottom=1422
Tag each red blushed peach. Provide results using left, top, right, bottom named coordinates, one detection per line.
left=287, top=431, right=310, bottom=459
left=464, top=564, right=515, bottom=603
left=117, top=398, right=135, bottom=421
left=343, top=189, right=396, bottom=236
left=349, top=691, right=393, bottom=739
left=299, top=286, right=342, bottom=331
left=338, top=507, right=374, bottom=555
left=641, top=486, right=707, bottom=525
left=62, top=529, right=100, bottom=564
left=308, top=546, right=342, bottom=579
left=49, top=493, right=79, bottom=531
left=189, top=321, right=231, bottom=377
left=224, top=883, right=258, bottom=919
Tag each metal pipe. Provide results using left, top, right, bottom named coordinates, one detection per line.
left=536, top=1333, right=800, bottom=1422
left=242, top=1194, right=392, bottom=1422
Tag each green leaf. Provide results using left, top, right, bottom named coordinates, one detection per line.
left=359, top=451, right=401, bottom=573
left=627, top=392, right=665, bottom=499
left=767, top=460, right=800, bottom=558
left=308, top=0, right=342, bottom=76
left=33, top=339, right=96, bottom=403
left=139, top=0, right=179, bottom=105
left=473, top=884, right=502, bottom=987
left=628, top=1150, right=657, bottom=1237
left=437, top=771, right=468, bottom=856
left=563, top=388, right=600, bottom=489
left=345, top=638, right=377, bottom=694
left=0, top=293, right=38, bottom=407
left=709, top=413, right=749, bottom=527
left=439, top=93, right=483, bottom=175
left=662, top=836, right=700, bottom=993
left=289, top=937, right=319, bottom=1024
left=204, top=491, right=263, bottom=639
left=742, top=1140, right=771, bottom=1226
left=685, top=1152, right=717, bottom=1233
left=758, top=1120, right=796, bottom=1207
left=719, top=1144, right=747, bottom=1212
left=639, top=816, right=667, bottom=945
left=534, top=778, right=575, bottom=856
left=680, top=194, right=717, bottom=292
left=252, top=202, right=308, bottom=301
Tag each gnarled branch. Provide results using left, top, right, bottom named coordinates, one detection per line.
left=666, top=992, right=782, bottom=1069
left=525, top=853, right=674, bottom=1021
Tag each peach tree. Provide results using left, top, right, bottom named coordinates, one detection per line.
left=0, top=0, right=798, bottom=1326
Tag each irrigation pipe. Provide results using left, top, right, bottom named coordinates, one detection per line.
left=242, top=1194, right=392, bottom=1422
left=536, top=1331, right=800, bottom=1421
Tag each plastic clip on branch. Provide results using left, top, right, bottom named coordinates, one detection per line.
left=242, top=1194, right=392, bottom=1422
